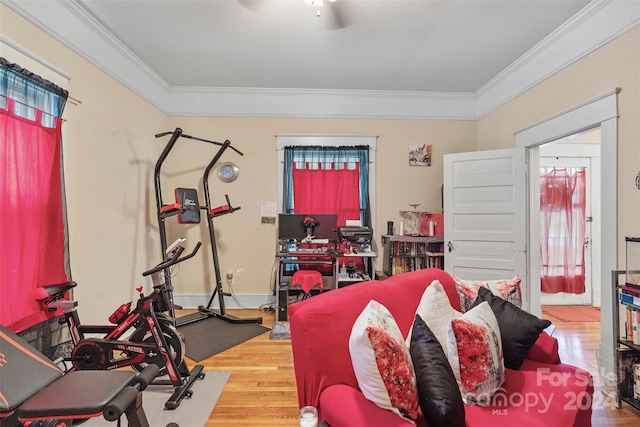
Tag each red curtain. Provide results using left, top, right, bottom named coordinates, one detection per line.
left=0, top=98, right=68, bottom=332
left=292, top=162, right=360, bottom=225
left=293, top=162, right=362, bottom=270
left=540, top=168, right=586, bottom=294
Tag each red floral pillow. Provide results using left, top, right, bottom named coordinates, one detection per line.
left=446, top=301, right=505, bottom=406
left=453, top=275, right=522, bottom=312
left=349, top=300, right=419, bottom=422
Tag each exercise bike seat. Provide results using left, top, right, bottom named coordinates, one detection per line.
left=32, top=281, right=77, bottom=304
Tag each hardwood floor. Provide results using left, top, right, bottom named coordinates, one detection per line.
left=176, top=308, right=640, bottom=426
left=178, top=309, right=299, bottom=427
left=550, top=320, right=640, bottom=426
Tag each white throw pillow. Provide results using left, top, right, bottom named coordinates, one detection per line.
left=446, top=301, right=505, bottom=406
left=406, top=280, right=461, bottom=353
left=349, top=300, right=419, bottom=423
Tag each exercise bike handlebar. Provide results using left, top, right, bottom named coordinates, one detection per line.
left=142, top=241, right=202, bottom=277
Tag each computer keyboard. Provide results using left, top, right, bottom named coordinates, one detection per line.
left=287, top=248, right=327, bottom=255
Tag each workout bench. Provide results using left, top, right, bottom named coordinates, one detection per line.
left=0, top=324, right=158, bottom=427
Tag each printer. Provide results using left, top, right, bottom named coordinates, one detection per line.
left=338, top=227, right=373, bottom=244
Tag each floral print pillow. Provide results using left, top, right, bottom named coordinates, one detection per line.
left=446, top=301, right=505, bottom=406
left=453, top=275, right=522, bottom=312
left=349, top=300, right=419, bottom=423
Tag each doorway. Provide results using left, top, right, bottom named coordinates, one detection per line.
left=514, top=89, right=618, bottom=384
left=538, top=129, right=601, bottom=306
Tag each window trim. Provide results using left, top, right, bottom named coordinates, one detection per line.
left=276, top=133, right=377, bottom=232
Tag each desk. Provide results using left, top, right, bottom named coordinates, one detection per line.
left=275, top=249, right=377, bottom=321
left=336, top=251, right=377, bottom=288
left=275, top=250, right=377, bottom=288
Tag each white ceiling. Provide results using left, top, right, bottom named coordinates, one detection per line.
left=74, top=0, right=590, bottom=92
left=5, top=0, right=637, bottom=118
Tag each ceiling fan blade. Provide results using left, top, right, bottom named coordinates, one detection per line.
left=326, top=1, right=354, bottom=30
left=237, top=0, right=265, bottom=12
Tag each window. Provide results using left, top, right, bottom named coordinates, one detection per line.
left=0, top=57, right=69, bottom=333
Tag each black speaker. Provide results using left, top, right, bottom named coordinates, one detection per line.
left=277, top=283, right=289, bottom=322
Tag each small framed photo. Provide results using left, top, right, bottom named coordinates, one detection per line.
left=409, top=144, right=431, bottom=166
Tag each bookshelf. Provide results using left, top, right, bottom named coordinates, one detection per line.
left=612, top=265, right=640, bottom=410
left=381, top=234, right=444, bottom=276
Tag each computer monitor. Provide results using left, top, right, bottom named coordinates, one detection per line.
left=278, top=213, right=338, bottom=241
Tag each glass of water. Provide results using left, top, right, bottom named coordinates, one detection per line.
left=299, top=405, right=318, bottom=427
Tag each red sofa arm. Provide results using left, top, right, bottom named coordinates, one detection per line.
left=525, top=331, right=561, bottom=364
left=319, top=384, right=427, bottom=427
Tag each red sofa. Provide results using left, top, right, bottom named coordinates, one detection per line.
left=289, top=268, right=593, bottom=427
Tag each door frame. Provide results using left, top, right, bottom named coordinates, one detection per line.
left=515, top=88, right=618, bottom=379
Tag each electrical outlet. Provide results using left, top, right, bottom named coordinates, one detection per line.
left=226, top=271, right=234, bottom=286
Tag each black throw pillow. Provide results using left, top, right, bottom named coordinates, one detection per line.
left=409, top=314, right=465, bottom=427
left=473, top=286, right=552, bottom=370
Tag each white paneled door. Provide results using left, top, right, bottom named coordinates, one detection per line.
left=444, top=148, right=528, bottom=308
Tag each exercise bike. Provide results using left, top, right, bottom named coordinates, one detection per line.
left=35, top=240, right=205, bottom=410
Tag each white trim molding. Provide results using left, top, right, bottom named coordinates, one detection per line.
left=477, top=0, right=640, bottom=118
left=275, top=134, right=378, bottom=248
left=516, top=88, right=618, bottom=396
left=174, top=292, right=275, bottom=310
left=3, top=0, right=638, bottom=119
left=168, top=86, right=477, bottom=120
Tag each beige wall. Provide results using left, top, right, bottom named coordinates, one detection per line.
left=2, top=5, right=167, bottom=323
left=1, top=4, right=476, bottom=321
left=161, top=118, right=475, bottom=301
left=5, top=2, right=639, bottom=321
left=477, top=27, right=640, bottom=262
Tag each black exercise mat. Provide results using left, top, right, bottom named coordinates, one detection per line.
left=177, top=315, right=270, bottom=362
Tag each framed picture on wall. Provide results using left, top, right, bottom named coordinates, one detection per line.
left=409, top=144, right=432, bottom=166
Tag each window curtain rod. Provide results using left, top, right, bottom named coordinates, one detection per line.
left=280, top=160, right=373, bottom=164
left=0, top=57, right=79, bottom=108
left=63, top=95, right=81, bottom=105
left=1, top=58, right=67, bottom=96
left=280, top=145, right=373, bottom=163
left=0, top=94, right=76, bottom=118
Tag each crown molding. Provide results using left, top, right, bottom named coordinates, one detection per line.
left=476, top=0, right=640, bottom=118
left=3, top=0, right=638, bottom=120
left=2, top=0, right=171, bottom=110
left=168, top=86, right=477, bottom=120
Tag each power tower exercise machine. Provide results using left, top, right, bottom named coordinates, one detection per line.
left=153, top=127, right=262, bottom=327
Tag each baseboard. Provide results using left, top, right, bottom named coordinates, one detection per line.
left=173, top=292, right=275, bottom=310
left=596, top=342, right=616, bottom=399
